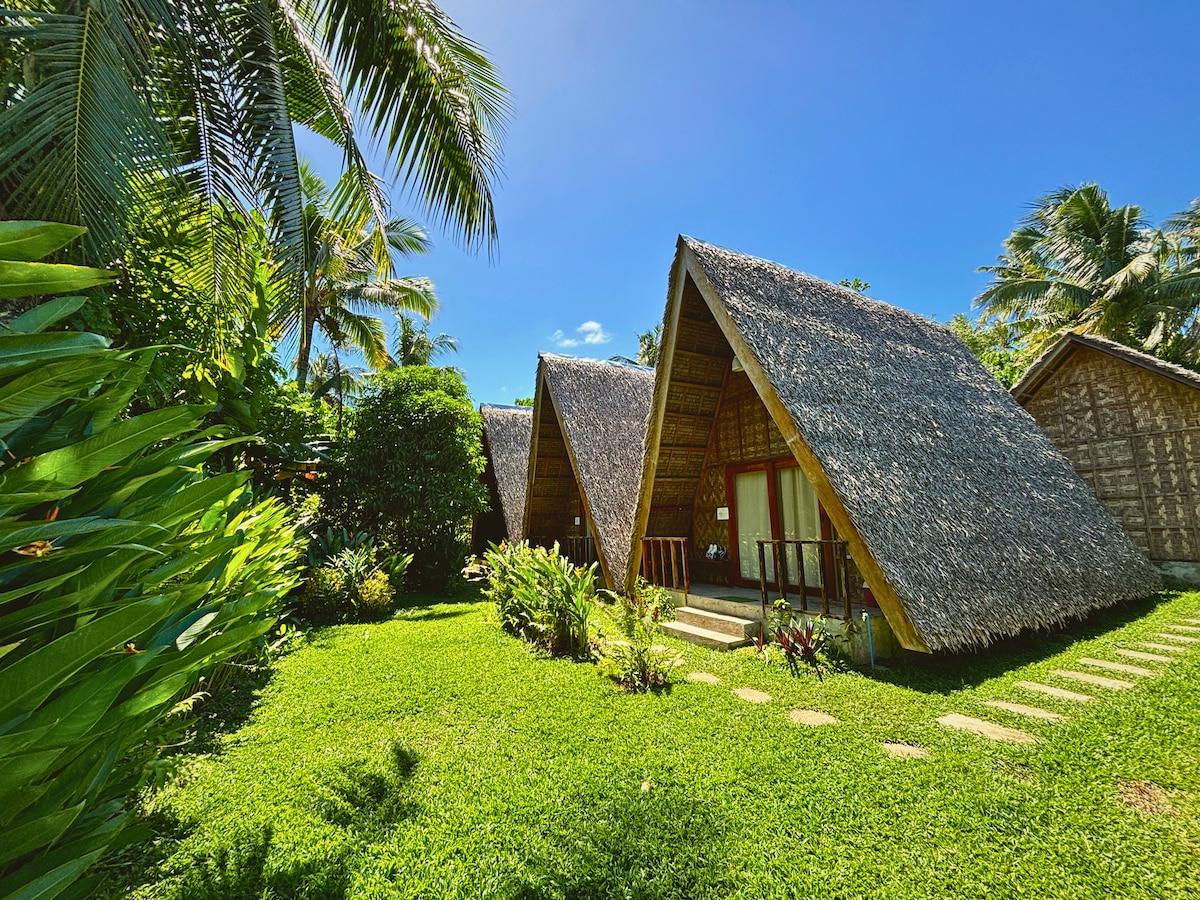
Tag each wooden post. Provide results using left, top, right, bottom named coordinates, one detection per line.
left=774, top=542, right=786, bottom=609
left=758, top=541, right=768, bottom=621
left=819, top=542, right=830, bottom=618
left=795, top=540, right=808, bottom=615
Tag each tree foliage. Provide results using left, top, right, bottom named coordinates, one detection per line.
left=636, top=324, right=661, bottom=368
left=388, top=312, right=458, bottom=368
left=974, top=184, right=1200, bottom=366
left=947, top=313, right=1026, bottom=388
left=332, top=367, right=486, bottom=591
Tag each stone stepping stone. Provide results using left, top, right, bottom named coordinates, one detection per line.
left=882, top=742, right=928, bottom=758
left=685, top=671, right=721, bottom=685
left=1078, top=657, right=1158, bottom=678
left=788, top=708, right=837, bottom=726
left=1140, top=641, right=1187, bottom=654
left=1052, top=669, right=1134, bottom=690
left=732, top=687, right=771, bottom=703
left=1181, top=618, right=1200, bottom=625
left=1015, top=680, right=1094, bottom=703
left=983, top=700, right=1066, bottom=722
left=1153, top=632, right=1199, bottom=644
left=1166, top=624, right=1200, bottom=633
left=937, top=713, right=1036, bottom=744
left=1115, top=648, right=1173, bottom=664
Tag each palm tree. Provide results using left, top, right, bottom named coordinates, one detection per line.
left=0, top=0, right=509, bottom=330
left=276, top=164, right=439, bottom=389
left=636, top=324, right=662, bottom=367
left=974, top=184, right=1166, bottom=353
left=390, top=313, right=459, bottom=367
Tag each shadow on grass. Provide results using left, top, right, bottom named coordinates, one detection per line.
left=877, top=591, right=1176, bottom=694
left=505, top=787, right=734, bottom=900
left=312, top=741, right=420, bottom=835
left=155, top=823, right=353, bottom=900
left=103, top=740, right=421, bottom=900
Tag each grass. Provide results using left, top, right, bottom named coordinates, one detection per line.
left=107, top=587, right=1200, bottom=899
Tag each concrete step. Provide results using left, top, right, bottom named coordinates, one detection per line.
left=673, top=606, right=760, bottom=639
left=686, top=593, right=766, bottom=621
left=659, top=619, right=752, bottom=650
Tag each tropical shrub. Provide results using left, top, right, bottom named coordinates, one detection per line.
left=757, top=612, right=828, bottom=680
left=597, top=589, right=682, bottom=692
left=332, top=366, right=487, bottom=591
left=483, top=541, right=596, bottom=657
left=298, top=547, right=411, bottom=625
left=0, top=222, right=302, bottom=899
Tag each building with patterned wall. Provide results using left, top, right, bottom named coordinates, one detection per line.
left=1013, top=333, right=1200, bottom=581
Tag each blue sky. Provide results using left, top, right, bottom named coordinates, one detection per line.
left=298, top=0, right=1200, bottom=404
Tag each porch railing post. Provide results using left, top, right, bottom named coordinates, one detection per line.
left=774, top=542, right=786, bottom=610
left=758, top=541, right=768, bottom=622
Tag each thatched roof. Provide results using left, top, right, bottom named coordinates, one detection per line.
left=479, top=404, right=533, bottom=541
left=1013, top=332, right=1200, bottom=402
left=631, top=235, right=1158, bottom=652
left=526, top=354, right=655, bottom=588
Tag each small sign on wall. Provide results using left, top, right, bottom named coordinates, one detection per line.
left=574, top=516, right=581, bottom=525
left=716, top=506, right=730, bottom=521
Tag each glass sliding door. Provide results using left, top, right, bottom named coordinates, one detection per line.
left=733, top=470, right=773, bottom=582
left=777, top=466, right=822, bottom=588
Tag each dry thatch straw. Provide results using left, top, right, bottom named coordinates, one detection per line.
left=1013, top=332, right=1200, bottom=399
left=525, top=353, right=655, bottom=588
left=631, top=235, right=1159, bottom=652
left=479, top=404, right=534, bottom=542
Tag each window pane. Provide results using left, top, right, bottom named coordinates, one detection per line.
left=777, top=467, right=821, bottom=587
left=734, top=471, right=772, bottom=581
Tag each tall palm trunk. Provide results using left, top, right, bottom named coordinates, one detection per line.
left=296, top=297, right=316, bottom=391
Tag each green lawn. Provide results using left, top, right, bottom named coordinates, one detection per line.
left=108, top=587, right=1200, bottom=899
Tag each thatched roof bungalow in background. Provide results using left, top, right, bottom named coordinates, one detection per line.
left=1013, top=333, right=1200, bottom=583
left=472, top=404, right=534, bottom=554
left=627, top=236, right=1159, bottom=653
left=524, top=354, right=655, bottom=589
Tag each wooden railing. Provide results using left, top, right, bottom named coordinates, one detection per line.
left=641, top=537, right=690, bottom=593
left=562, top=535, right=597, bottom=567
left=756, top=539, right=853, bottom=622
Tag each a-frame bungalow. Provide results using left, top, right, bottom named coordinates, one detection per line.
left=472, top=403, right=534, bottom=555
left=627, top=236, right=1158, bottom=654
left=524, top=353, right=655, bottom=589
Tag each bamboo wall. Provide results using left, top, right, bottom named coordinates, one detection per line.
left=1023, top=345, right=1200, bottom=562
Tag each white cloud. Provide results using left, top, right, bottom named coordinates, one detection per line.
left=551, top=321, right=611, bottom=349
left=578, top=321, right=611, bottom=345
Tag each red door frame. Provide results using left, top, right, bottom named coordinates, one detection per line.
left=725, top=458, right=832, bottom=592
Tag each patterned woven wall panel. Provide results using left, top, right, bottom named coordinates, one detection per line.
left=667, top=354, right=726, bottom=390
left=659, top=413, right=711, bottom=448
left=651, top=480, right=694, bottom=507
left=1023, top=345, right=1200, bottom=561
left=656, top=447, right=706, bottom=478
left=666, top=381, right=722, bottom=416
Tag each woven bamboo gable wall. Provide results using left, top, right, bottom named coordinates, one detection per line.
left=1020, top=344, right=1200, bottom=562
left=526, top=399, right=586, bottom=545
left=645, top=277, right=730, bottom=543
